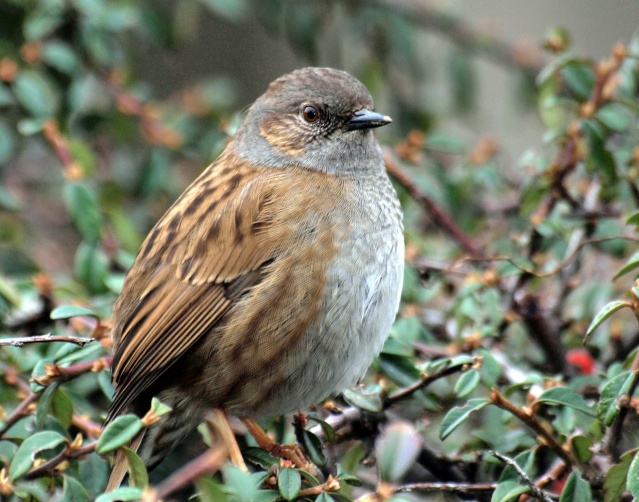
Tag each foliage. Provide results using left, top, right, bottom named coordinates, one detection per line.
left=1, top=1, right=639, bottom=501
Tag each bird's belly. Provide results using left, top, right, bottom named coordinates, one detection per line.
left=233, top=224, right=404, bottom=418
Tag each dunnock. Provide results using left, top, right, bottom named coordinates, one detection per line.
left=106, top=67, right=404, bottom=487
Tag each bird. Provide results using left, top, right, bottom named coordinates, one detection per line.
left=105, top=67, right=404, bottom=489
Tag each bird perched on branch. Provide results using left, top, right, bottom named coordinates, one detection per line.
left=106, top=67, right=404, bottom=489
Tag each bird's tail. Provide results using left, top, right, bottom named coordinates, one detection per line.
left=105, top=429, right=146, bottom=492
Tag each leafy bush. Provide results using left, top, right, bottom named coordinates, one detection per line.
left=1, top=1, right=639, bottom=501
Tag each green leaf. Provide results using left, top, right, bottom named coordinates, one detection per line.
left=61, top=475, right=90, bottom=501
left=122, top=447, right=148, bottom=489
left=51, top=304, right=98, bottom=320
left=74, top=242, right=109, bottom=294
left=440, top=398, right=490, bottom=440
left=96, top=415, right=142, bottom=454
left=571, top=435, right=593, bottom=463
left=195, top=476, right=228, bottom=502
left=316, top=494, right=336, bottom=502
left=242, top=447, right=278, bottom=469
left=342, top=385, right=383, bottom=412
left=559, top=470, right=592, bottom=502
left=278, top=467, right=301, bottom=501
left=561, top=63, right=595, bottom=101
left=598, top=371, right=634, bottom=427
left=613, top=250, right=639, bottom=280
left=199, top=0, right=248, bottom=22
left=95, top=487, right=144, bottom=502
left=490, top=481, right=529, bottom=502
left=9, top=431, right=66, bottom=480
left=41, top=42, right=79, bottom=74
left=627, top=448, right=639, bottom=498
left=301, top=429, right=326, bottom=466
left=584, top=300, right=630, bottom=343
left=604, top=449, right=636, bottom=502
left=627, top=211, right=639, bottom=227
left=376, top=421, right=422, bottom=482
left=150, top=397, right=172, bottom=417
left=597, top=103, right=632, bottom=132
left=454, top=369, right=481, bottom=398
left=222, top=464, right=261, bottom=501
left=0, top=121, right=15, bottom=164
left=12, top=70, right=59, bottom=117
left=64, top=182, right=103, bottom=244
left=308, top=416, right=335, bottom=442
left=536, top=387, right=595, bottom=416
left=253, top=491, right=281, bottom=502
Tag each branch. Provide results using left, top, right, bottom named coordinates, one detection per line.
left=393, top=481, right=498, bottom=495
left=0, top=391, right=41, bottom=437
left=384, top=149, right=482, bottom=258
left=0, top=333, right=94, bottom=347
left=144, top=441, right=228, bottom=501
left=33, top=355, right=113, bottom=387
left=25, top=438, right=95, bottom=480
left=490, top=450, right=555, bottom=502
left=490, top=389, right=575, bottom=468
left=386, top=357, right=481, bottom=404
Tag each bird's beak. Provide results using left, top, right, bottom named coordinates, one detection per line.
left=344, top=109, right=392, bottom=131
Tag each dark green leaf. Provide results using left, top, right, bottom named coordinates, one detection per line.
left=308, top=416, right=335, bottom=442
left=571, top=435, right=594, bottom=463
left=301, top=429, right=326, bottom=466
left=490, top=481, right=529, bottom=502
left=122, top=447, right=148, bottom=488
left=561, top=63, right=595, bottom=101
left=96, top=415, right=142, bottom=454
left=604, top=449, right=636, bottom=502
left=584, top=300, right=631, bottom=343
left=454, top=369, right=481, bottom=398
left=61, top=475, right=90, bottom=502
left=598, top=371, right=633, bottom=427
left=613, top=250, right=639, bottom=280
left=559, top=470, right=592, bottom=502
left=278, top=467, right=301, bottom=501
left=536, top=387, right=595, bottom=416
left=316, top=493, right=336, bottom=502
left=597, top=103, right=632, bottom=132
left=242, top=447, right=278, bottom=469
left=196, top=476, right=228, bottom=502
left=9, top=431, right=66, bottom=480
left=627, top=449, right=639, bottom=498
left=0, top=121, right=15, bottom=164
left=440, top=398, right=490, bottom=440
left=95, top=487, right=144, bottom=502
left=51, top=305, right=98, bottom=320
left=64, top=182, right=103, bottom=244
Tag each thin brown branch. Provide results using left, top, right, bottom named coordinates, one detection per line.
left=25, top=439, right=95, bottom=480
left=384, top=149, right=482, bottom=258
left=33, top=355, right=113, bottom=386
left=490, top=389, right=575, bottom=468
left=386, top=357, right=481, bottom=404
left=490, top=450, right=554, bottom=502
left=146, top=441, right=228, bottom=501
left=0, top=334, right=94, bottom=347
left=0, top=391, right=41, bottom=437
left=393, top=481, right=498, bottom=495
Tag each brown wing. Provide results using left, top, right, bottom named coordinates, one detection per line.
left=107, top=152, right=303, bottom=421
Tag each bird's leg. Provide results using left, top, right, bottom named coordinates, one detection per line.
left=240, top=417, right=315, bottom=472
left=210, top=409, right=248, bottom=472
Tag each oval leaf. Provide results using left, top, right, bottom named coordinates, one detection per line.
left=584, top=300, right=630, bottom=343
left=122, top=446, right=149, bottom=488
left=96, top=415, right=142, bottom=454
left=454, top=369, right=480, bottom=398
left=559, top=470, right=592, bottom=502
left=604, top=449, right=636, bottom=502
left=598, top=371, right=634, bottom=427
left=51, top=304, right=98, bottom=320
left=9, top=431, right=66, bottom=480
left=376, top=421, right=422, bottom=482
left=278, top=467, right=301, bottom=501
left=490, top=481, right=529, bottom=502
left=440, top=398, right=490, bottom=440
left=95, top=487, right=144, bottom=502
left=536, top=387, right=595, bottom=416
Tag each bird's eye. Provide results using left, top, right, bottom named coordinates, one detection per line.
left=302, top=105, right=319, bottom=123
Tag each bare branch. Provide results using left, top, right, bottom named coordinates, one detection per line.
left=490, top=450, right=555, bottom=502
left=0, top=333, right=94, bottom=347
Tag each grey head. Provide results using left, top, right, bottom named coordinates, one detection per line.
left=231, top=67, right=392, bottom=175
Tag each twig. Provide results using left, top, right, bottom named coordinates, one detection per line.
left=392, top=481, right=498, bottom=495
left=25, top=439, right=95, bottom=479
left=0, top=334, right=94, bottom=347
left=145, top=441, right=228, bottom=501
left=386, top=358, right=481, bottom=404
left=490, top=450, right=555, bottom=502
left=490, top=389, right=575, bottom=468
left=33, top=355, right=113, bottom=386
left=0, top=391, right=41, bottom=437
left=383, top=149, right=482, bottom=258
